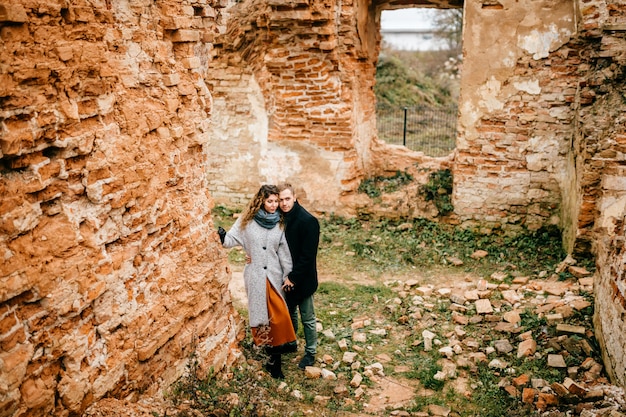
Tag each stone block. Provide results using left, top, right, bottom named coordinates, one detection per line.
left=547, top=354, right=567, bottom=368
left=352, top=332, right=366, bottom=343
left=512, top=373, right=530, bottom=387
left=501, top=290, right=521, bottom=304
left=522, top=387, right=537, bottom=404
left=321, top=369, right=337, bottom=380
left=490, top=270, right=507, bottom=280
left=0, top=326, right=26, bottom=352
left=37, top=161, right=62, bottom=183
left=475, top=299, right=493, bottom=314
left=464, top=289, right=479, bottom=300
left=349, top=372, right=362, bottom=388
left=555, top=323, right=586, bottom=335
left=20, top=378, right=54, bottom=409
left=304, top=366, right=322, bottom=378
left=319, top=39, right=337, bottom=50
left=181, top=57, right=201, bottom=69
left=503, top=385, right=519, bottom=398
left=1, top=123, right=33, bottom=156
left=0, top=4, right=27, bottom=23
left=517, top=338, right=537, bottom=358
left=494, top=339, right=514, bottom=354
left=333, top=384, right=348, bottom=397
left=570, top=299, right=591, bottom=311
left=57, top=374, right=88, bottom=411
left=545, top=313, right=564, bottom=324
left=342, top=351, right=357, bottom=364
left=56, top=45, right=74, bottom=61
left=172, top=29, right=200, bottom=43
left=554, top=305, right=573, bottom=318
left=563, top=377, right=587, bottom=396
left=415, top=286, right=433, bottom=296
left=8, top=152, right=47, bottom=169
left=503, top=310, right=521, bottom=324
left=452, top=312, right=468, bottom=325
left=512, top=276, right=529, bottom=284
left=568, top=265, right=591, bottom=277
left=550, top=381, right=569, bottom=397
left=583, top=388, right=605, bottom=401
left=449, top=292, right=466, bottom=304
left=163, top=73, right=181, bottom=87
left=536, top=392, right=558, bottom=411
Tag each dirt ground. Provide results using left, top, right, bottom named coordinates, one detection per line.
left=228, top=265, right=474, bottom=415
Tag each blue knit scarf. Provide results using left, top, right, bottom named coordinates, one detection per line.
left=253, top=209, right=280, bottom=229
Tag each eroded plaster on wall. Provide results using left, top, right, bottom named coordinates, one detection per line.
left=258, top=140, right=349, bottom=211
left=205, top=71, right=353, bottom=213
left=455, top=0, right=577, bottom=232
left=599, top=195, right=626, bottom=233
left=518, top=23, right=574, bottom=60
left=513, top=79, right=541, bottom=95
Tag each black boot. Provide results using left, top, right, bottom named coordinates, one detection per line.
left=264, top=353, right=284, bottom=379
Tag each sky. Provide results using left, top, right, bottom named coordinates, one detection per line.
left=380, top=8, right=436, bottom=30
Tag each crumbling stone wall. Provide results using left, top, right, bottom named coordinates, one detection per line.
left=204, top=0, right=380, bottom=214
left=0, top=1, right=241, bottom=416
left=202, top=0, right=458, bottom=218
left=577, top=1, right=626, bottom=387
left=457, top=0, right=626, bottom=386
left=455, top=0, right=578, bottom=235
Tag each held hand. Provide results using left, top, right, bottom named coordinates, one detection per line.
left=282, top=277, right=294, bottom=292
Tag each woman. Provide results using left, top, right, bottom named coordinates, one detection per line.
left=217, top=184, right=296, bottom=379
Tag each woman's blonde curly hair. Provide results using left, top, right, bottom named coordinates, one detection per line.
left=240, top=184, right=282, bottom=228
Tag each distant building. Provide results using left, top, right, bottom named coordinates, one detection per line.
left=380, top=29, right=447, bottom=51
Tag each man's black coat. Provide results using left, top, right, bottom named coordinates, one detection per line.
left=282, top=201, right=320, bottom=306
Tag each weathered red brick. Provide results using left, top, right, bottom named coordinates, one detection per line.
left=522, top=387, right=537, bottom=404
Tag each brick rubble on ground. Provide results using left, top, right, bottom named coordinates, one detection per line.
left=379, top=261, right=624, bottom=416
left=235, top=258, right=625, bottom=416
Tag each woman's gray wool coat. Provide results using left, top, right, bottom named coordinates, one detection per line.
left=222, top=216, right=292, bottom=328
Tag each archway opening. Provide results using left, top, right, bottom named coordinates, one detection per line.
left=376, top=7, right=463, bottom=157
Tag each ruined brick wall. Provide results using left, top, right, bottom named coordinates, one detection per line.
left=0, top=2, right=241, bottom=416
left=595, top=215, right=626, bottom=387
left=457, top=0, right=626, bottom=385
left=454, top=0, right=578, bottom=234
left=578, top=0, right=626, bottom=387
left=203, top=0, right=380, bottom=214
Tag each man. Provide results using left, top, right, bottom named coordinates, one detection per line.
left=278, top=183, right=320, bottom=369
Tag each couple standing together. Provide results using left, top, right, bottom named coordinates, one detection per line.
left=218, top=183, right=320, bottom=379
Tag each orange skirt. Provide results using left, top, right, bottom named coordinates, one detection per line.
left=251, top=279, right=296, bottom=347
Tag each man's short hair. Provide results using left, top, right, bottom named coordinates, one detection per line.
left=278, top=183, right=295, bottom=194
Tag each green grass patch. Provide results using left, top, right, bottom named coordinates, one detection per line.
left=408, top=352, right=445, bottom=390
left=317, top=215, right=569, bottom=279
left=469, top=364, right=534, bottom=417
left=420, top=169, right=454, bottom=215
left=358, top=170, right=414, bottom=199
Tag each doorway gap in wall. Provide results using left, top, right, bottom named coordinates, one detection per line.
left=376, top=7, right=462, bottom=157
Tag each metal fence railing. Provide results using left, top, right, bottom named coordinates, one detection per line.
left=376, top=104, right=458, bottom=157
